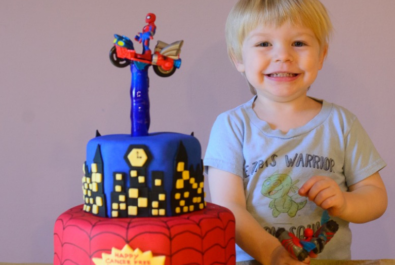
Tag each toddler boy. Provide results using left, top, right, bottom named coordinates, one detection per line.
left=204, top=0, right=387, bottom=264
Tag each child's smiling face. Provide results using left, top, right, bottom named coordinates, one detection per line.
left=234, top=20, right=327, bottom=103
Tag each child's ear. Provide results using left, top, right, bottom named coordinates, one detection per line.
left=318, top=45, right=328, bottom=70
left=231, top=54, right=245, bottom=73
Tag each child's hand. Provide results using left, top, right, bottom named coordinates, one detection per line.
left=270, top=245, right=311, bottom=265
left=298, top=176, right=346, bottom=217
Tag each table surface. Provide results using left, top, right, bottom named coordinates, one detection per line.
left=1, top=260, right=395, bottom=265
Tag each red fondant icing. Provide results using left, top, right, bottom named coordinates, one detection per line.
left=54, top=203, right=235, bottom=265
left=172, top=248, right=203, bottom=264
left=204, top=244, right=226, bottom=264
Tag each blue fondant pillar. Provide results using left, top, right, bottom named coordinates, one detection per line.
left=130, top=62, right=150, bottom=136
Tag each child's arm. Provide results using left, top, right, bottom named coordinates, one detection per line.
left=208, top=167, right=309, bottom=265
left=299, top=172, right=387, bottom=223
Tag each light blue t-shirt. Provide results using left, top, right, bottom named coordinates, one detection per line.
left=204, top=97, right=386, bottom=261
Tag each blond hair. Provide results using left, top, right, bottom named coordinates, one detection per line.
left=226, top=0, right=333, bottom=62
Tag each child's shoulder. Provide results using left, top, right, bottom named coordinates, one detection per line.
left=324, top=100, right=358, bottom=123
left=321, top=99, right=362, bottom=135
left=216, top=97, right=255, bottom=122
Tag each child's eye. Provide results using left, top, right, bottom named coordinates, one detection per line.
left=293, top=41, right=306, bottom=47
left=257, top=42, right=271, bottom=47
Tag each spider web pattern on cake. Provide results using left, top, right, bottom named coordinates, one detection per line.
left=54, top=203, right=236, bottom=265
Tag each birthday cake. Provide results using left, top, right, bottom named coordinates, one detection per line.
left=53, top=13, right=236, bottom=265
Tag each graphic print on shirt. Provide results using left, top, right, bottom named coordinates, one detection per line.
left=244, top=153, right=336, bottom=178
left=261, top=173, right=307, bottom=218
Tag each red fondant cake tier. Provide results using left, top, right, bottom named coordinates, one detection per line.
left=54, top=202, right=236, bottom=265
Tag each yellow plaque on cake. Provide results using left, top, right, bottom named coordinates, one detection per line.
left=127, top=148, right=148, bottom=167
left=92, top=245, right=165, bottom=265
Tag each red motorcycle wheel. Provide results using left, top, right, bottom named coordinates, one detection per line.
left=153, top=65, right=176, bottom=77
left=109, top=46, right=131, bottom=68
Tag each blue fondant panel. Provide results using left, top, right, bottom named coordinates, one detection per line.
left=85, top=132, right=202, bottom=217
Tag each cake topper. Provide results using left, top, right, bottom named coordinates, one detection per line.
left=134, top=13, right=156, bottom=59
left=275, top=210, right=339, bottom=261
left=109, top=13, right=184, bottom=136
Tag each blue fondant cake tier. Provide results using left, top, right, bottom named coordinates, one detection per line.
left=82, top=132, right=205, bottom=218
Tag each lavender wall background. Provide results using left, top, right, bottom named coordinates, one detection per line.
left=1, top=0, right=394, bottom=263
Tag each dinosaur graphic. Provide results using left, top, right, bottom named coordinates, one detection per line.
left=261, top=173, right=307, bottom=218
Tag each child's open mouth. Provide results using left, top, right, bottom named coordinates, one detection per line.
left=266, top=73, right=299, bottom=77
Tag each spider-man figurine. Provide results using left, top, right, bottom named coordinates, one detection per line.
left=276, top=210, right=339, bottom=261
left=135, top=13, right=156, bottom=59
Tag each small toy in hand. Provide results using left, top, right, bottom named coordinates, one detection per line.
left=275, top=210, right=339, bottom=261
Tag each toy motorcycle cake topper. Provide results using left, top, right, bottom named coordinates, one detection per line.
left=109, top=13, right=184, bottom=136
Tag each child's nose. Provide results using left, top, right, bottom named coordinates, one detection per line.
left=273, top=46, right=294, bottom=63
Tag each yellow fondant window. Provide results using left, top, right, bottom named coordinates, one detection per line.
left=184, top=192, right=189, bottom=198
left=120, top=203, right=126, bottom=210
left=158, top=194, right=165, bottom=201
left=155, top=179, right=162, bottom=186
left=138, top=176, right=145, bottom=183
left=91, top=163, right=98, bottom=173
left=130, top=170, right=138, bottom=177
left=176, top=179, right=184, bottom=189
left=128, top=206, right=138, bottom=216
left=119, top=195, right=126, bottom=202
left=115, top=185, right=122, bottom=192
left=182, top=171, right=190, bottom=180
left=129, top=188, right=138, bottom=198
left=91, top=174, right=97, bottom=183
left=159, top=209, right=165, bottom=216
left=92, top=205, right=99, bottom=214
left=115, top=173, right=123, bottom=180
left=96, top=197, right=103, bottom=206
left=152, top=201, right=159, bottom=208
left=177, top=162, right=184, bottom=172
left=138, top=198, right=148, bottom=208
left=95, top=173, right=102, bottom=183
left=112, top=203, right=119, bottom=210
left=175, top=193, right=181, bottom=200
